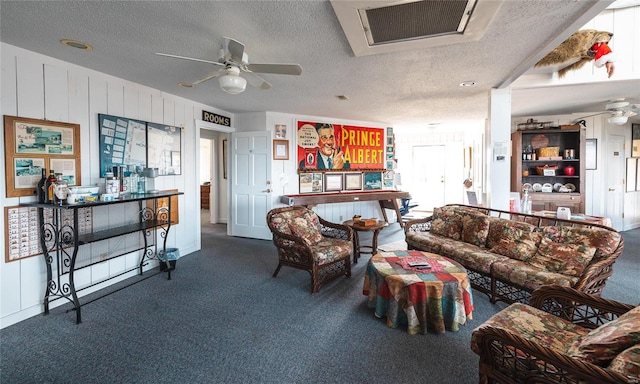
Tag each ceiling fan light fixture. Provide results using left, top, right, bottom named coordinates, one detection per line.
left=218, top=67, right=246, bottom=94
left=608, top=115, right=628, bottom=125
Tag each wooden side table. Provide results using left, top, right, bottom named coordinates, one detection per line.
left=343, top=219, right=389, bottom=263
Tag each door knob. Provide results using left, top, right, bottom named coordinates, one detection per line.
left=262, top=189, right=271, bottom=193
left=608, top=187, right=615, bottom=191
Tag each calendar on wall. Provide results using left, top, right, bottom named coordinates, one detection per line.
left=4, top=206, right=93, bottom=262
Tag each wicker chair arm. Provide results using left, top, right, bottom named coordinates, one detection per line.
left=404, top=216, right=432, bottom=235
left=529, top=285, right=635, bottom=327
left=318, top=217, right=353, bottom=241
left=272, top=231, right=311, bottom=252
left=474, top=325, right=634, bottom=384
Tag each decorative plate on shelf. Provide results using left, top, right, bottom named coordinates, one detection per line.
left=532, top=183, right=543, bottom=192
left=553, top=183, right=563, bottom=192
left=522, top=183, right=532, bottom=192
left=530, top=134, right=550, bottom=149
left=564, top=183, right=576, bottom=192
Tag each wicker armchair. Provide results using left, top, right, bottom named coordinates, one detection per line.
left=471, top=285, right=638, bottom=384
left=266, top=206, right=353, bottom=293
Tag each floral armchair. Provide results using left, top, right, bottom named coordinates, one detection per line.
left=266, top=206, right=353, bottom=293
left=471, top=285, right=639, bottom=383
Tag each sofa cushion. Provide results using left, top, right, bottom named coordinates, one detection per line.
left=405, top=231, right=450, bottom=254
left=486, top=218, right=541, bottom=261
left=440, top=241, right=509, bottom=274
left=471, top=302, right=590, bottom=355
left=541, top=226, right=622, bottom=261
left=310, top=238, right=353, bottom=265
left=430, top=206, right=463, bottom=240
left=288, top=210, right=323, bottom=245
left=460, top=211, right=491, bottom=247
left=608, top=344, right=640, bottom=379
left=529, top=237, right=597, bottom=277
left=491, top=259, right=578, bottom=291
left=568, top=306, right=640, bottom=365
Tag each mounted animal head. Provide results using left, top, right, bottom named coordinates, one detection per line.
left=536, top=29, right=614, bottom=77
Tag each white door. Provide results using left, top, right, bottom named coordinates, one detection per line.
left=605, top=134, right=625, bottom=230
left=412, top=145, right=446, bottom=209
left=229, top=131, right=272, bottom=239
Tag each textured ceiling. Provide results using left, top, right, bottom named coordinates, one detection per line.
left=1, top=1, right=637, bottom=128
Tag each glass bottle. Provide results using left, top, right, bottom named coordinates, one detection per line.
left=53, top=173, right=68, bottom=205
left=45, top=170, right=57, bottom=204
left=521, top=189, right=532, bottom=214
left=36, top=168, right=47, bottom=203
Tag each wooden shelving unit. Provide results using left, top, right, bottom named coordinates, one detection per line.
left=511, top=128, right=586, bottom=213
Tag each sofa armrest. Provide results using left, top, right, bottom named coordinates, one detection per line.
left=404, top=216, right=433, bottom=235
left=473, top=325, right=634, bottom=384
left=317, top=217, right=353, bottom=241
left=529, top=285, right=636, bottom=329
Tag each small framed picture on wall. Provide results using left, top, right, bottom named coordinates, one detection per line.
left=324, top=173, right=343, bottom=192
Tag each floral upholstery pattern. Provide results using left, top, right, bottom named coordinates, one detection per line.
left=568, top=306, right=640, bottom=365
left=311, top=238, right=353, bottom=266
left=608, top=344, right=640, bottom=379
left=470, top=302, right=590, bottom=355
left=430, top=206, right=463, bottom=240
left=541, top=226, right=622, bottom=261
left=288, top=210, right=323, bottom=245
left=486, top=218, right=541, bottom=261
left=406, top=231, right=455, bottom=254
left=492, top=259, right=578, bottom=291
left=529, top=237, right=596, bottom=277
left=461, top=211, right=491, bottom=246
left=440, top=241, right=508, bottom=274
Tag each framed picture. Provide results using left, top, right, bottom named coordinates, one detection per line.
left=299, top=173, right=323, bottom=193
left=344, top=173, right=362, bottom=191
left=363, top=171, right=382, bottom=190
left=324, top=173, right=343, bottom=192
left=626, top=158, right=637, bottom=192
left=585, top=138, right=597, bottom=170
left=4, top=115, right=81, bottom=197
left=273, top=139, right=289, bottom=160
left=275, top=124, right=287, bottom=139
left=223, top=139, right=228, bottom=179
left=632, top=124, right=640, bottom=158
left=147, top=122, right=182, bottom=176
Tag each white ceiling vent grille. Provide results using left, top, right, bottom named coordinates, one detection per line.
left=331, top=0, right=502, bottom=57
left=362, top=1, right=474, bottom=45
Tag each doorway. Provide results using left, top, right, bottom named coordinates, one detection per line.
left=411, top=145, right=446, bottom=209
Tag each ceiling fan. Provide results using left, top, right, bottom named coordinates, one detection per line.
left=155, top=37, right=302, bottom=94
left=574, top=98, right=639, bottom=125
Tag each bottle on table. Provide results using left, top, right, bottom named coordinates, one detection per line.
left=36, top=168, right=47, bottom=203
left=45, top=170, right=57, bottom=204
left=53, top=173, right=68, bottom=205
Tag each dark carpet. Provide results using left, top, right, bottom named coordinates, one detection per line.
left=1, top=221, right=638, bottom=384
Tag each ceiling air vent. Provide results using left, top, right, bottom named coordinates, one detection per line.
left=331, top=0, right=502, bottom=57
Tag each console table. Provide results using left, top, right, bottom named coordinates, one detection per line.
left=280, top=190, right=410, bottom=227
left=21, top=191, right=183, bottom=323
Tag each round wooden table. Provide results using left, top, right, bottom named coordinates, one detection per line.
left=343, top=219, right=388, bottom=263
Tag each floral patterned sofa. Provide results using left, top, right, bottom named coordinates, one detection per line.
left=404, top=204, right=624, bottom=304
left=471, top=285, right=639, bottom=383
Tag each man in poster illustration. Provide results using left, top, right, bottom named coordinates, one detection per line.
left=299, top=123, right=350, bottom=169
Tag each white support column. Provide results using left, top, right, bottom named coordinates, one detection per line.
left=485, top=88, right=512, bottom=210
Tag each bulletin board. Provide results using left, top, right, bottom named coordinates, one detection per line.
left=146, top=122, right=182, bottom=175
left=98, top=114, right=147, bottom=177
left=3, top=115, right=82, bottom=197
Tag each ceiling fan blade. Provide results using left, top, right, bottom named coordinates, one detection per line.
left=190, top=69, right=226, bottom=86
left=242, top=71, right=271, bottom=90
left=247, top=63, right=302, bottom=76
left=624, top=110, right=638, bottom=118
left=223, top=37, right=245, bottom=63
left=155, top=52, right=224, bottom=67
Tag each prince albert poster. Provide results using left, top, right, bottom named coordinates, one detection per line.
left=296, top=121, right=385, bottom=170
